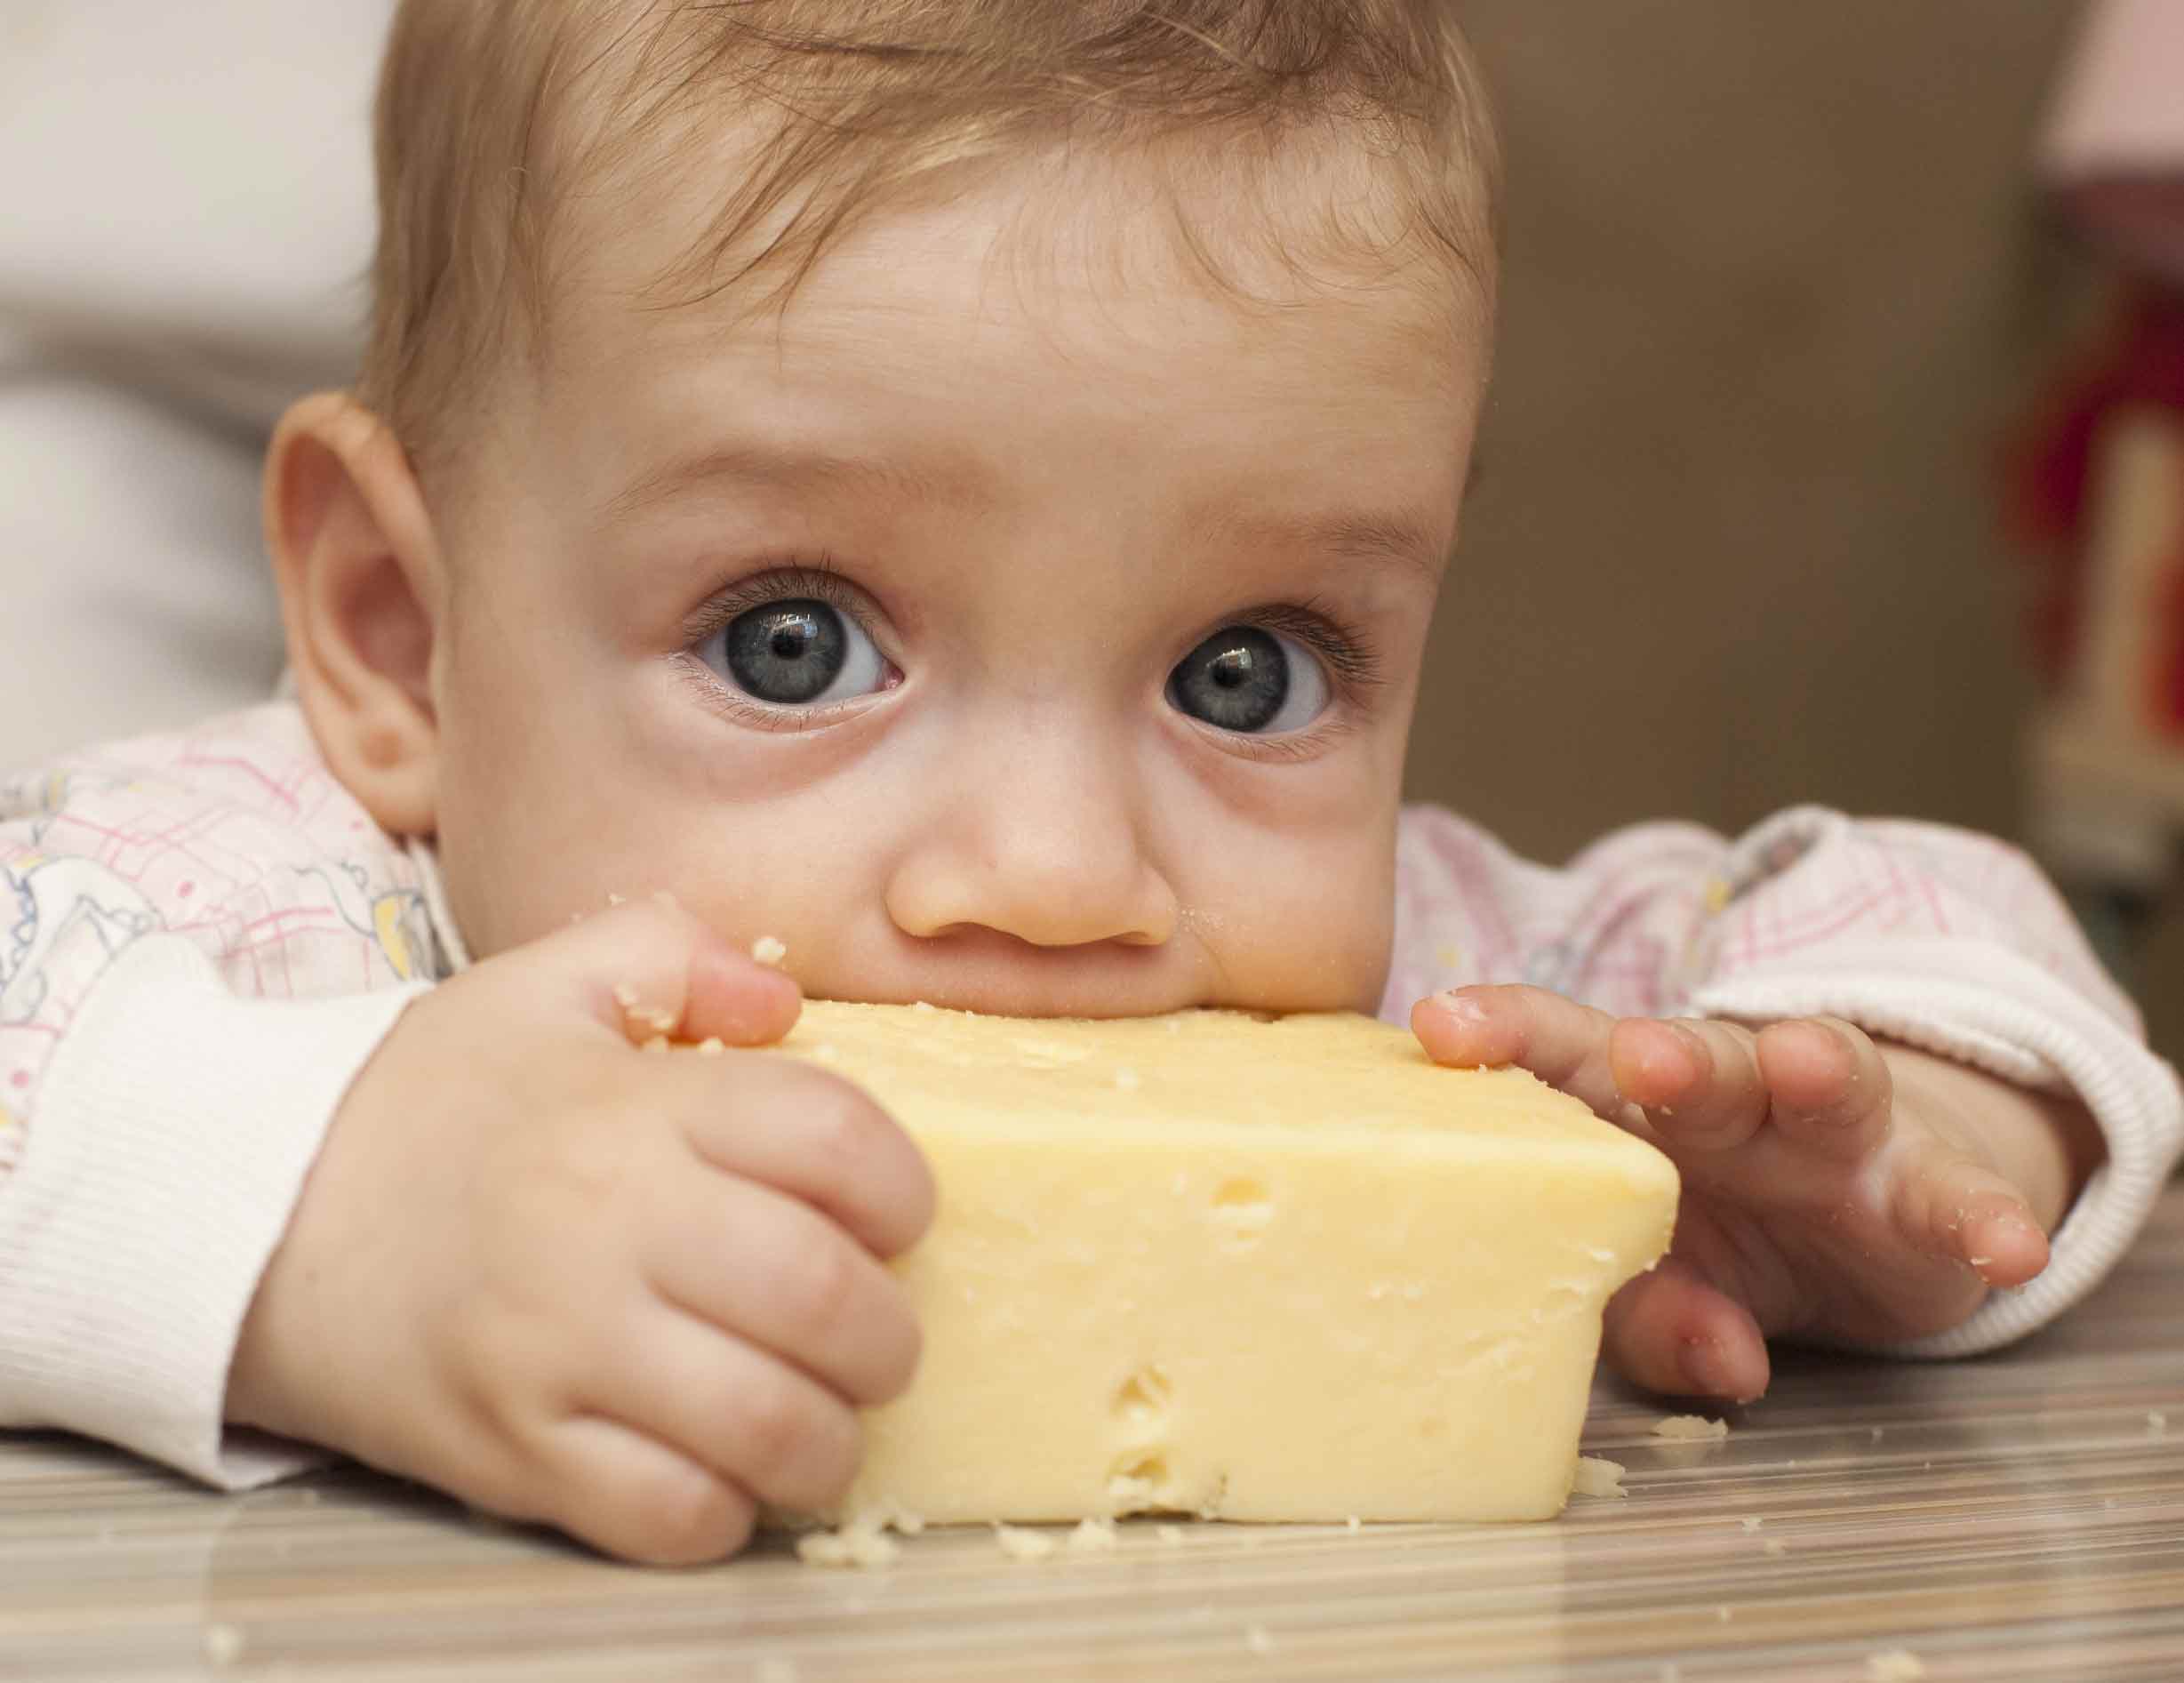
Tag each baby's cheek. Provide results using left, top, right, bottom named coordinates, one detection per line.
left=1208, top=845, right=1396, bottom=1015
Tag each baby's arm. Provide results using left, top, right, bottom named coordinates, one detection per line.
left=0, top=706, right=431, bottom=1482
left=0, top=706, right=932, bottom=1560
left=1387, top=805, right=2183, bottom=1398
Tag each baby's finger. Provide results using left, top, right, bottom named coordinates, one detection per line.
left=649, top=1174, right=922, bottom=1407
left=1602, top=1256, right=1771, bottom=1403
left=1608, top=1017, right=1769, bottom=1151
left=1411, top=985, right=1628, bottom=1122
left=523, top=1415, right=758, bottom=1566
left=677, top=924, right=805, bottom=1049
left=593, top=1305, right=864, bottom=1517
left=532, top=894, right=804, bottom=1049
left=1754, top=1016, right=1893, bottom=1161
left=1895, top=1158, right=2051, bottom=1290
left=678, top=1061, right=936, bottom=1261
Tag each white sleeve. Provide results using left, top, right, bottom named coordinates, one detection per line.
left=0, top=938, right=425, bottom=1487
left=1690, top=937, right=2182, bottom=1357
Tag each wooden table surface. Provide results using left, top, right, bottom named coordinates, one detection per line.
left=5, top=1189, right=2182, bottom=1683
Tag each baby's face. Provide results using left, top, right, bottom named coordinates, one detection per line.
left=428, top=150, right=1484, bottom=1017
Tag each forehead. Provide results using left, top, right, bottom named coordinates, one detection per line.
left=527, top=134, right=1484, bottom=532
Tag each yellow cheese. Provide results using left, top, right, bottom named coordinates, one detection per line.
left=770, top=1000, right=1678, bottom=1527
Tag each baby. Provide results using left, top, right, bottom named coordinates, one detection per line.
left=2, top=0, right=2178, bottom=1566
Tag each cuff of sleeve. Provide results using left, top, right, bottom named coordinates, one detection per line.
left=1689, top=937, right=2184, bottom=1358
left=0, top=936, right=428, bottom=1487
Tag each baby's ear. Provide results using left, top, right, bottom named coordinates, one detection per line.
left=264, top=393, right=444, bottom=837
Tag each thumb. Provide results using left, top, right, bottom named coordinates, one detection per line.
left=520, top=894, right=803, bottom=1049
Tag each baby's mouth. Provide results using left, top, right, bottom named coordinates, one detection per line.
left=800, top=934, right=1195, bottom=1022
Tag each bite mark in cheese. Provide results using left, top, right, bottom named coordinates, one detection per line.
left=767, top=1001, right=1678, bottom=1527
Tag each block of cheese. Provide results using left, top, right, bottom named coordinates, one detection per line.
left=767, top=1001, right=1678, bottom=1527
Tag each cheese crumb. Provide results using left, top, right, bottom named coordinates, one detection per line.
left=203, top=1623, right=245, bottom=1666
left=1739, top=1515, right=1762, bottom=1532
left=1652, top=1415, right=1729, bottom=1441
left=640, top=1036, right=669, bottom=1054
left=612, top=982, right=640, bottom=1011
left=1866, top=1651, right=1927, bottom=1681
left=1869, top=1426, right=1885, bottom=1442
left=696, top=1038, right=724, bottom=1057
left=2149, top=1411, right=2169, bottom=1434
left=1762, top=1539, right=1788, bottom=1558
left=796, top=1523, right=900, bottom=1569
left=1068, top=1518, right=1119, bottom=1553
left=1571, top=1456, right=1626, bottom=1498
left=1715, top=1605, right=1732, bottom=1623
left=752, top=935, right=788, bottom=967
left=1156, top=1525, right=1186, bottom=1546
left=1345, top=1515, right=1363, bottom=1534
left=1114, top=1067, right=1141, bottom=1093
left=994, top=1524, right=1058, bottom=1561
left=1244, top=1623, right=1275, bottom=1656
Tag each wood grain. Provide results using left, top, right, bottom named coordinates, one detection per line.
left=5, top=1190, right=2181, bottom=1682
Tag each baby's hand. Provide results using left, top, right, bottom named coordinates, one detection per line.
left=228, top=898, right=933, bottom=1564
left=1412, top=986, right=2089, bottom=1402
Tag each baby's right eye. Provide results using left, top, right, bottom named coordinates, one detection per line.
left=696, top=598, right=892, bottom=709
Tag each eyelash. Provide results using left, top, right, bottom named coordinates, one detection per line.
left=677, top=557, right=865, bottom=649
left=674, top=559, right=1388, bottom=737
left=1235, top=598, right=1387, bottom=698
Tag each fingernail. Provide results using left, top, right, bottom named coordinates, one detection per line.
left=1436, top=990, right=1489, bottom=1024
left=1678, top=1336, right=1734, bottom=1397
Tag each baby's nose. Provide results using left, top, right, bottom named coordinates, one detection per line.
left=884, top=739, right=1177, bottom=951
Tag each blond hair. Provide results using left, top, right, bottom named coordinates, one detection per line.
left=359, top=0, right=1500, bottom=469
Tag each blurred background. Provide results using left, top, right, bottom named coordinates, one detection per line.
left=5, top=1, right=2184, bottom=1050
left=1414, top=1, right=2184, bottom=1055
left=1419, top=0, right=2083, bottom=847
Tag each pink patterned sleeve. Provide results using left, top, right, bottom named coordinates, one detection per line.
left=1384, top=804, right=2184, bottom=1354
left=0, top=703, right=439, bottom=1171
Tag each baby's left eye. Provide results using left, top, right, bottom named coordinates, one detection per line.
left=1165, top=625, right=1331, bottom=735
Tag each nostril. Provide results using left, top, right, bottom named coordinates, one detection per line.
left=885, top=839, right=1177, bottom=950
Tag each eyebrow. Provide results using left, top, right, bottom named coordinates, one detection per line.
left=604, top=438, right=995, bottom=523
left=606, top=437, right=1451, bottom=581
left=1197, top=504, right=1453, bottom=584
